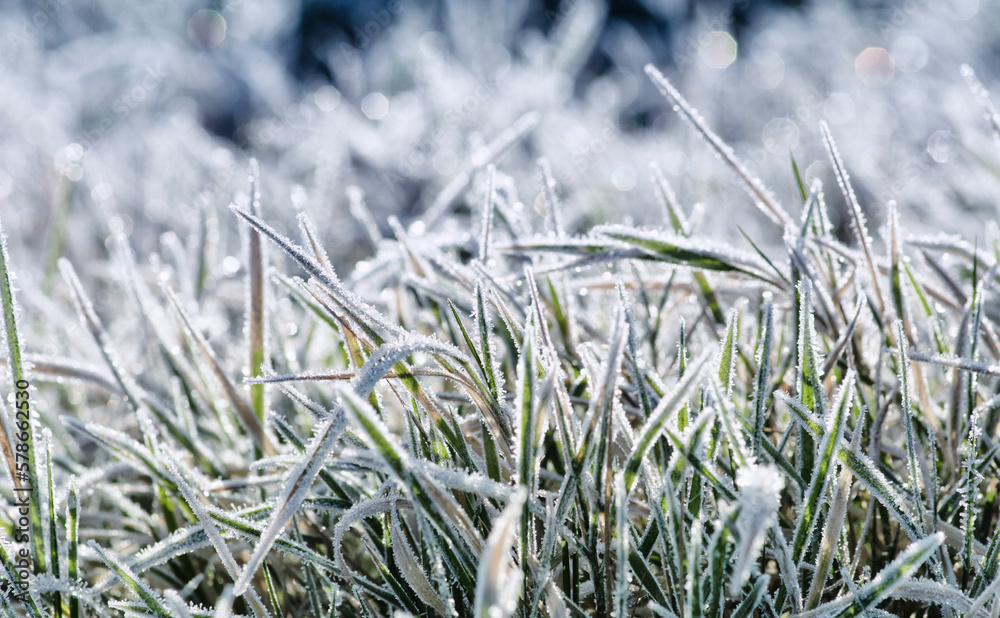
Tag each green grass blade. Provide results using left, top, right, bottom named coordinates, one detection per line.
left=89, top=540, right=172, bottom=618
left=751, top=301, right=774, bottom=459
left=644, top=64, right=792, bottom=227
left=262, top=563, right=280, bottom=616
left=624, top=350, right=712, bottom=492
left=245, top=162, right=267, bottom=427
left=833, top=532, right=943, bottom=617
left=719, top=309, right=740, bottom=399
left=67, top=477, right=80, bottom=618
left=0, top=213, right=43, bottom=573
left=162, top=284, right=275, bottom=456
left=820, top=121, right=886, bottom=317
left=44, top=431, right=60, bottom=618
left=516, top=314, right=538, bottom=564
left=730, top=575, right=768, bottom=618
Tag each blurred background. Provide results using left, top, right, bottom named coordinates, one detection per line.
left=1, top=0, right=998, bottom=292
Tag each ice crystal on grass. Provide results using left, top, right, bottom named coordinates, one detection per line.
left=10, top=3, right=1000, bottom=616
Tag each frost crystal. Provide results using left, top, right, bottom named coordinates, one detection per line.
left=732, top=464, right=784, bottom=592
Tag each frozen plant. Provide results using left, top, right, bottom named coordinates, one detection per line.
left=3, top=0, right=1000, bottom=616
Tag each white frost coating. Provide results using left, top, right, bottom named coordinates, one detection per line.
left=795, top=278, right=826, bottom=410
left=352, top=334, right=466, bottom=397
left=165, top=457, right=270, bottom=618
left=389, top=514, right=449, bottom=615
left=233, top=406, right=348, bottom=596
left=474, top=280, right=507, bottom=397
left=769, top=521, right=802, bottom=612
left=89, top=539, right=170, bottom=614
left=643, top=64, right=792, bottom=228
left=819, top=121, right=886, bottom=316
left=731, top=464, right=784, bottom=594
left=413, top=457, right=512, bottom=502
left=718, top=309, right=740, bottom=399
left=332, top=495, right=397, bottom=573
left=231, top=206, right=404, bottom=344
left=473, top=488, right=526, bottom=618
left=26, top=574, right=101, bottom=610
left=479, top=167, right=497, bottom=263
left=593, top=224, right=776, bottom=281
left=906, top=350, right=1000, bottom=377
left=538, top=158, right=565, bottom=237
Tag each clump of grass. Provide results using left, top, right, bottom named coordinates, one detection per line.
left=5, top=63, right=1000, bottom=618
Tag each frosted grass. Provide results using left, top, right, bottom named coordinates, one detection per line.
left=11, top=27, right=1000, bottom=618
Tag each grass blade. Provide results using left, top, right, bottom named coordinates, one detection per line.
left=820, top=121, right=886, bottom=317
left=624, top=350, right=712, bottom=492
left=0, top=212, right=43, bottom=572
left=244, top=162, right=267, bottom=428
left=751, top=301, right=774, bottom=459
left=161, top=284, right=275, bottom=456
left=832, top=532, right=943, bottom=617
left=644, top=64, right=792, bottom=228
left=473, top=489, right=525, bottom=618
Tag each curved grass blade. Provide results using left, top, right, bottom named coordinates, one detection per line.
left=790, top=370, right=853, bottom=563
left=596, top=225, right=775, bottom=281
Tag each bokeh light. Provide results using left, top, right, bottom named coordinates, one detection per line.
left=699, top=32, right=738, bottom=70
